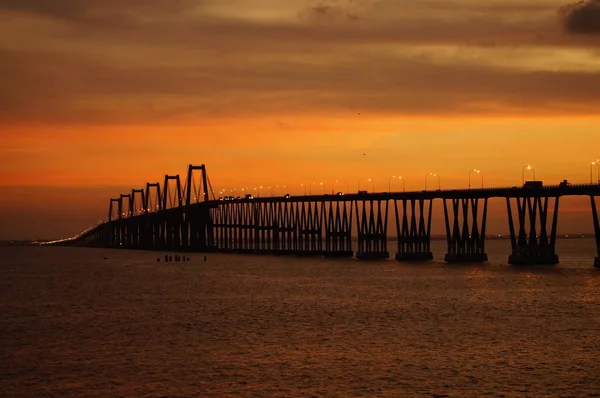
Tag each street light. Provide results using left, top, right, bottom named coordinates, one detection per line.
left=367, top=178, right=375, bottom=193
left=425, top=173, right=440, bottom=190
left=522, top=165, right=535, bottom=184
left=301, top=183, right=307, bottom=195
left=469, top=169, right=481, bottom=189
left=332, top=179, right=338, bottom=194
left=320, top=182, right=325, bottom=194
left=591, top=160, right=600, bottom=184
left=389, top=175, right=406, bottom=192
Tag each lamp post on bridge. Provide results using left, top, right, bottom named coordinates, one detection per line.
left=469, top=169, right=482, bottom=189
left=522, top=165, right=535, bottom=184
left=388, top=175, right=406, bottom=192
left=367, top=178, right=375, bottom=193
left=591, top=160, right=600, bottom=184
left=425, top=173, right=440, bottom=190
left=320, top=182, right=325, bottom=194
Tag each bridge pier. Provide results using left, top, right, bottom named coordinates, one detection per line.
left=394, top=199, right=434, bottom=261
left=355, top=199, right=389, bottom=259
left=506, top=196, right=560, bottom=265
left=325, top=200, right=353, bottom=257
left=230, top=202, right=254, bottom=253
left=443, top=198, right=488, bottom=263
left=274, top=201, right=298, bottom=255
left=254, top=202, right=276, bottom=254
left=296, top=201, right=325, bottom=256
left=591, top=196, right=600, bottom=268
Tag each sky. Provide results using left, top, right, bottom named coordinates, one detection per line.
left=1, top=0, right=600, bottom=240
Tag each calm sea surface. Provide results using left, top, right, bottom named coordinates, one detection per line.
left=2, top=240, right=600, bottom=397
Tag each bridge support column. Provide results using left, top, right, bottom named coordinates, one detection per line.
left=216, top=203, right=234, bottom=252
left=254, top=202, right=276, bottom=254
left=273, top=201, right=297, bottom=255
left=232, top=202, right=254, bottom=253
left=325, top=200, right=353, bottom=257
left=355, top=199, right=389, bottom=259
left=296, top=201, right=324, bottom=255
left=506, top=196, right=560, bottom=265
left=443, top=198, right=488, bottom=263
left=394, top=199, right=434, bottom=261
left=591, top=196, right=600, bottom=268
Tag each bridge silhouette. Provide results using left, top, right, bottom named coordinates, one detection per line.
left=55, top=164, right=600, bottom=267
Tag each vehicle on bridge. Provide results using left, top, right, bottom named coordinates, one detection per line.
left=523, top=181, right=543, bottom=188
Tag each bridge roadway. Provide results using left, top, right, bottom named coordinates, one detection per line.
left=65, top=181, right=600, bottom=267
left=216, top=183, right=600, bottom=202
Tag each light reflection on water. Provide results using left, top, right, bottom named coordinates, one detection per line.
left=1, top=239, right=600, bottom=397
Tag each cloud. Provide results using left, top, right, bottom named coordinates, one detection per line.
left=0, top=0, right=599, bottom=124
left=560, top=0, right=600, bottom=34
left=300, top=0, right=366, bottom=25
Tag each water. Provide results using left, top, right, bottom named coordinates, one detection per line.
left=2, top=240, right=600, bottom=397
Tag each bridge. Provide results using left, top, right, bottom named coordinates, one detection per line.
left=53, top=164, right=600, bottom=267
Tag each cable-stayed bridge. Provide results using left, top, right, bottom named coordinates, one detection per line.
left=50, top=164, right=600, bottom=267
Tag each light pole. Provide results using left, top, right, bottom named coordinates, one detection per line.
left=332, top=180, right=338, bottom=194
left=320, top=182, right=325, bottom=194
left=591, top=160, right=600, bottom=184
left=389, top=175, right=406, bottom=192
left=522, top=165, right=535, bottom=184
left=469, top=169, right=481, bottom=189
left=368, top=178, right=375, bottom=193
left=310, top=182, right=315, bottom=195
left=301, top=184, right=307, bottom=195
left=343, top=180, right=349, bottom=193
left=425, top=173, right=440, bottom=190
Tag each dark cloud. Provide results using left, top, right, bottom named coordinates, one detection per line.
left=301, top=4, right=360, bottom=25
left=0, top=0, right=599, bottom=124
left=0, top=0, right=84, bottom=19
left=560, top=0, right=600, bottom=34
left=1, top=44, right=599, bottom=125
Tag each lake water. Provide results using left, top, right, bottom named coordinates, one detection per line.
left=2, top=240, right=600, bottom=397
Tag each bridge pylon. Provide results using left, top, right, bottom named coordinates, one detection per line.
left=506, top=195, right=560, bottom=265
left=443, top=198, right=488, bottom=262
left=296, top=201, right=324, bottom=255
left=355, top=199, right=389, bottom=259
left=393, top=198, right=434, bottom=261
left=253, top=202, right=276, bottom=254
left=273, top=200, right=298, bottom=254
left=325, top=200, right=353, bottom=257
left=591, top=196, right=600, bottom=268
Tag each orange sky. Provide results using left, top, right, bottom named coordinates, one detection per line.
left=1, top=0, right=599, bottom=239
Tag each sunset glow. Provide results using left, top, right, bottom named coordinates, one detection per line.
left=1, top=0, right=599, bottom=239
